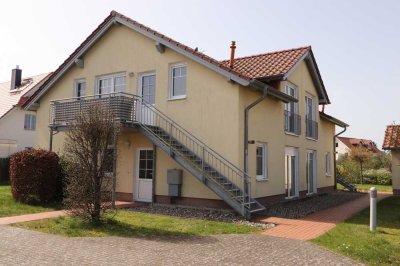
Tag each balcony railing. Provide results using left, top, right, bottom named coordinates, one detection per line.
left=305, top=119, right=318, bottom=139
left=284, top=110, right=301, bottom=135
left=50, top=92, right=138, bottom=127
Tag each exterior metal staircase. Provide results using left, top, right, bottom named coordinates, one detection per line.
left=336, top=175, right=357, bottom=192
left=49, top=92, right=266, bottom=219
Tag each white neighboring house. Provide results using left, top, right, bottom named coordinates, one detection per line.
left=0, top=67, right=50, bottom=158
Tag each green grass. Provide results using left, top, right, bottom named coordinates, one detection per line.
left=313, top=196, right=400, bottom=265
left=13, top=210, right=261, bottom=237
left=0, top=185, right=61, bottom=218
left=337, top=183, right=392, bottom=192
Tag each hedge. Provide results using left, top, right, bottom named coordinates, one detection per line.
left=10, top=149, right=63, bottom=204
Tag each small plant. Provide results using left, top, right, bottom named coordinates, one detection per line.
left=10, top=149, right=63, bottom=204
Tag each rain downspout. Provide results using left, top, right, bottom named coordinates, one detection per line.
left=334, top=125, right=347, bottom=189
left=244, top=89, right=268, bottom=194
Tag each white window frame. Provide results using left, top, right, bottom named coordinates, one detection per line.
left=305, top=94, right=316, bottom=121
left=325, top=152, right=331, bottom=176
left=256, top=143, right=268, bottom=181
left=24, top=114, right=36, bottom=130
left=284, top=85, right=298, bottom=114
left=306, top=150, right=317, bottom=194
left=95, top=73, right=126, bottom=95
left=74, top=79, right=86, bottom=99
left=169, top=63, right=187, bottom=100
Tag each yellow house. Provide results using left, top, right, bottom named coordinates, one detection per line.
left=382, top=125, right=400, bottom=195
left=23, top=11, right=348, bottom=218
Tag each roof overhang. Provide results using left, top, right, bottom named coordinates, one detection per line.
left=320, top=112, right=348, bottom=128
left=24, top=13, right=253, bottom=110
left=249, top=80, right=298, bottom=103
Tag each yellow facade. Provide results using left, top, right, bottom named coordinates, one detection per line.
left=34, top=22, right=337, bottom=204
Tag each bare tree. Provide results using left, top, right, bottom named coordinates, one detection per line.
left=349, top=146, right=372, bottom=184
left=63, top=103, right=120, bottom=224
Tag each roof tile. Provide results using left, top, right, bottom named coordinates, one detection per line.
left=383, top=125, right=400, bottom=150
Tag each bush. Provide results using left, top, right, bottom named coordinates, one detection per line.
left=10, top=149, right=63, bottom=204
left=0, top=158, right=10, bottom=183
left=363, top=168, right=392, bottom=185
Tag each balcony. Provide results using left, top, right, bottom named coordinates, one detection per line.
left=50, top=93, right=138, bottom=128
left=284, top=110, right=301, bottom=135
left=305, top=119, right=318, bottom=140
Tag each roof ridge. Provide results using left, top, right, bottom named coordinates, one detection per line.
left=220, top=46, right=311, bottom=63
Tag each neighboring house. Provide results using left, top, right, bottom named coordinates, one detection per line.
left=382, top=125, right=400, bottom=195
left=336, top=137, right=381, bottom=159
left=0, top=67, right=50, bottom=158
left=22, top=11, right=347, bottom=218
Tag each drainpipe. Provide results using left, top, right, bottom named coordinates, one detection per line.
left=334, top=126, right=347, bottom=189
left=244, top=89, right=268, bottom=195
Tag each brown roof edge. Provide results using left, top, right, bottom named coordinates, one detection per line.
left=319, top=112, right=348, bottom=128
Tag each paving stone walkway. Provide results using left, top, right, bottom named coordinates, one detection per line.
left=259, top=192, right=391, bottom=240
left=0, top=225, right=361, bottom=265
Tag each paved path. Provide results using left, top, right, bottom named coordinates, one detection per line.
left=0, top=225, right=360, bottom=265
left=0, top=201, right=143, bottom=225
left=259, top=192, right=391, bottom=240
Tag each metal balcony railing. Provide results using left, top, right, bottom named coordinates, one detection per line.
left=305, top=118, right=318, bottom=139
left=284, top=110, right=301, bottom=135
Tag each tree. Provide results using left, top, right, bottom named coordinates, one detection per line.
left=63, top=103, right=120, bottom=224
left=349, top=146, right=372, bottom=184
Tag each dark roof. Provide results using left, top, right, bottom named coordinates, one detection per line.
left=383, top=125, right=400, bottom=150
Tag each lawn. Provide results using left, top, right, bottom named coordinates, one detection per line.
left=13, top=210, right=261, bottom=237
left=313, top=196, right=400, bottom=265
left=0, top=185, right=61, bottom=217
left=337, top=183, right=392, bottom=193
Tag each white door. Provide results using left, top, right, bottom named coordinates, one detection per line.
left=285, top=147, right=299, bottom=198
left=135, top=149, right=154, bottom=202
left=306, top=150, right=317, bottom=194
left=137, top=73, right=156, bottom=125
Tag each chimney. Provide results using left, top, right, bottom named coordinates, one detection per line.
left=11, top=65, right=22, bottom=90
left=229, top=41, right=236, bottom=69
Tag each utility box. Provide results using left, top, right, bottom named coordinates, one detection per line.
left=167, top=169, right=182, bottom=197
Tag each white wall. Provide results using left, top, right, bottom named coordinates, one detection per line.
left=0, top=107, right=36, bottom=158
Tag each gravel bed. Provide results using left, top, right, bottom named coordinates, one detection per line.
left=258, top=191, right=364, bottom=219
left=128, top=204, right=274, bottom=229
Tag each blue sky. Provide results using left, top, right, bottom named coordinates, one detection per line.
left=0, top=0, right=399, bottom=147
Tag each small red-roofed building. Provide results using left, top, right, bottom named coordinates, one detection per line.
left=383, top=125, right=400, bottom=195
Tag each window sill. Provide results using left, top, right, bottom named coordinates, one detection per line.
left=326, top=174, right=331, bottom=177
left=285, top=131, right=300, bottom=137
left=306, top=192, right=317, bottom=196
left=256, top=176, right=269, bottom=182
left=305, top=137, right=318, bottom=142
left=168, top=95, right=187, bottom=101
left=24, top=128, right=35, bottom=131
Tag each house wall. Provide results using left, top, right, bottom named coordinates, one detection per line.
left=239, top=61, right=335, bottom=199
left=392, top=151, right=400, bottom=195
left=34, top=23, right=336, bottom=206
left=0, top=108, right=36, bottom=158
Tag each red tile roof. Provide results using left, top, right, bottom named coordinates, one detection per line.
left=382, top=125, right=400, bottom=150
left=220, top=47, right=310, bottom=79
left=338, top=137, right=381, bottom=153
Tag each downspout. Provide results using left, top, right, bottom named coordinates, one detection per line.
left=244, top=89, right=268, bottom=196
left=334, top=126, right=347, bottom=189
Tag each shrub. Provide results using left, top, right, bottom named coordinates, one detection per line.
left=0, top=158, right=10, bottom=183
left=363, top=168, right=392, bottom=185
left=10, top=149, right=63, bottom=204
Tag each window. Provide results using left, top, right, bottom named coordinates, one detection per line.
left=305, top=95, right=318, bottom=139
left=24, top=114, right=36, bottom=130
left=284, top=85, right=300, bottom=135
left=138, top=150, right=154, bottom=180
left=170, top=64, right=187, bottom=99
left=140, top=74, right=156, bottom=104
left=97, top=74, right=126, bottom=95
left=325, top=152, right=331, bottom=176
left=74, top=79, right=86, bottom=99
left=256, top=144, right=267, bottom=180
left=306, top=150, right=317, bottom=194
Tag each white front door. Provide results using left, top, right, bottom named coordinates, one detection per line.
left=306, top=150, right=317, bottom=194
left=137, top=73, right=156, bottom=125
left=285, top=147, right=299, bottom=198
left=135, top=149, right=154, bottom=202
